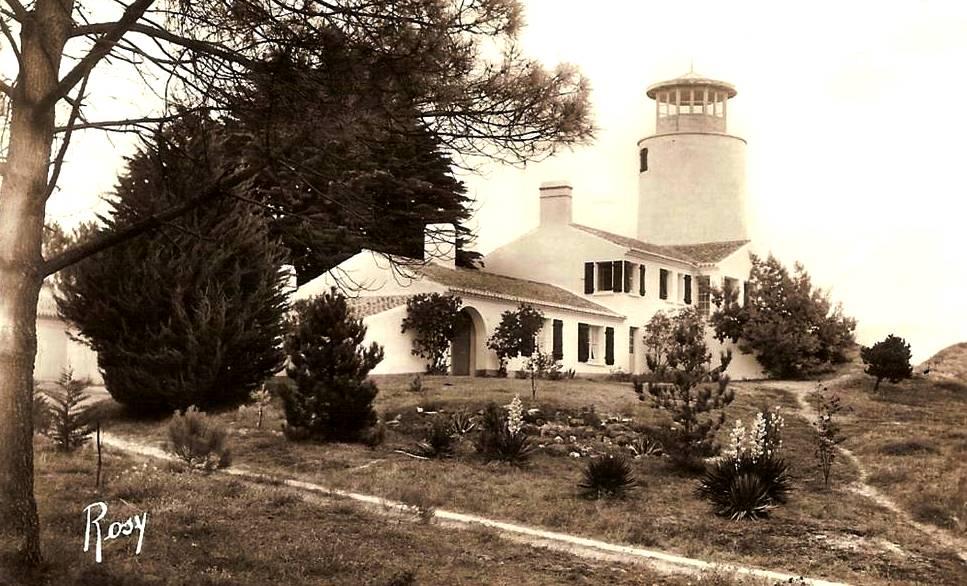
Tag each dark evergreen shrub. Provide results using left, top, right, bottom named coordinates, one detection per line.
left=861, top=334, right=914, bottom=391
left=44, top=369, right=95, bottom=451
left=281, top=288, right=384, bottom=442
left=697, top=455, right=791, bottom=520
left=579, top=454, right=636, bottom=499
left=166, top=406, right=232, bottom=470
left=57, top=196, right=288, bottom=414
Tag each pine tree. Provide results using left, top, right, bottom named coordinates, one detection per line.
left=57, top=149, right=289, bottom=414
left=861, top=335, right=914, bottom=391
left=44, top=369, right=95, bottom=451
left=281, top=289, right=384, bottom=442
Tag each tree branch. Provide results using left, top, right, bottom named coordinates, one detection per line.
left=44, top=72, right=90, bottom=200
left=0, top=16, right=21, bottom=66
left=0, top=78, right=12, bottom=98
left=3, top=0, right=27, bottom=22
left=41, top=0, right=156, bottom=111
left=41, top=164, right=261, bottom=276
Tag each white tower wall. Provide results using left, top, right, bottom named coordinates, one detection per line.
left=637, top=132, right=748, bottom=245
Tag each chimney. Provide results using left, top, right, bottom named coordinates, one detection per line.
left=424, top=223, right=456, bottom=268
left=539, top=181, right=573, bottom=226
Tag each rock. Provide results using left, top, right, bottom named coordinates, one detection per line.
left=568, top=417, right=585, bottom=426
left=568, top=435, right=577, bottom=443
left=553, top=435, right=565, bottom=444
left=568, top=451, right=581, bottom=458
left=544, top=444, right=570, bottom=457
left=605, top=423, right=631, bottom=435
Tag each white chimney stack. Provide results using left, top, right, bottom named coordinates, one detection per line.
left=539, top=181, right=573, bottom=226
left=424, top=223, right=456, bottom=268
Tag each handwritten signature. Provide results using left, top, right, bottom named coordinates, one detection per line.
left=83, top=501, right=148, bottom=563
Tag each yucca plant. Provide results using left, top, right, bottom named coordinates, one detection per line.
left=474, top=402, right=532, bottom=464
left=450, top=410, right=476, bottom=435
left=416, top=415, right=455, bottom=458
left=579, top=454, right=636, bottom=499
left=697, top=454, right=791, bottom=520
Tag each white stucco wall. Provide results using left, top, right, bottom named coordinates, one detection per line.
left=637, top=132, right=748, bottom=245
left=35, top=318, right=102, bottom=384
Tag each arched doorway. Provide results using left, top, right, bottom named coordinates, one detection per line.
left=451, top=307, right=484, bottom=376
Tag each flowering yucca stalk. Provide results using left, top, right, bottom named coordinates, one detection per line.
left=506, top=395, right=524, bottom=435
left=726, top=407, right=785, bottom=463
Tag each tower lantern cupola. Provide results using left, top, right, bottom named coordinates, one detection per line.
left=646, top=71, right=736, bottom=134
left=636, top=70, right=748, bottom=246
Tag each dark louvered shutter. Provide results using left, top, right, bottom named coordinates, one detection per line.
left=624, top=261, right=633, bottom=293
left=584, top=262, right=594, bottom=294
left=577, top=323, right=589, bottom=363
left=659, top=269, right=669, bottom=300
left=605, top=327, right=615, bottom=366
left=552, top=319, right=564, bottom=360
left=639, top=264, right=646, bottom=296
left=612, top=261, right=622, bottom=292
left=743, top=281, right=751, bottom=307
left=684, top=275, right=692, bottom=305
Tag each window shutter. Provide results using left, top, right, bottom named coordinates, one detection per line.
left=639, top=264, right=646, bottom=296
left=624, top=261, right=633, bottom=293
left=639, top=148, right=648, bottom=172
left=684, top=275, right=692, bottom=305
left=612, top=260, right=622, bottom=293
left=552, top=319, right=564, bottom=360
left=577, top=323, right=589, bottom=363
left=743, top=281, right=751, bottom=307
left=584, top=262, right=594, bottom=294
left=659, top=269, right=669, bottom=300
left=605, top=327, right=615, bottom=366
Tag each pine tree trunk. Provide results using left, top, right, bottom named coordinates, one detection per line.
left=0, top=0, right=73, bottom=567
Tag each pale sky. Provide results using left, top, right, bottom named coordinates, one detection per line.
left=40, top=1, right=967, bottom=364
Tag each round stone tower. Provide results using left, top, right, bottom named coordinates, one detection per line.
left=636, top=71, right=748, bottom=245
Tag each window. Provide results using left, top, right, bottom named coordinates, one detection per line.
left=684, top=275, right=692, bottom=305
left=639, top=148, right=648, bottom=172
left=697, top=276, right=711, bottom=315
left=639, top=264, right=646, bottom=296
left=552, top=319, right=564, bottom=360
left=578, top=323, right=603, bottom=363
left=659, top=269, right=669, bottom=300
left=623, top=261, right=633, bottom=293
left=724, top=277, right=739, bottom=297
left=597, top=262, right=613, bottom=292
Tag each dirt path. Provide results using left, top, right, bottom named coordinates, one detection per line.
left=98, top=432, right=847, bottom=586
left=751, top=377, right=967, bottom=563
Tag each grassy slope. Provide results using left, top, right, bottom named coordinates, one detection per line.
left=107, top=376, right=967, bottom=585
left=21, top=435, right=711, bottom=586
left=833, top=343, right=967, bottom=537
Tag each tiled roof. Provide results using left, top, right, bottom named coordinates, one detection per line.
left=570, top=224, right=748, bottom=265
left=38, top=284, right=60, bottom=319
left=667, top=240, right=750, bottom=264
left=420, top=263, right=620, bottom=318
left=345, top=295, right=411, bottom=319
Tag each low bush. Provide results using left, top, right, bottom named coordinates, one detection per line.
left=697, top=454, right=791, bottom=520
left=166, top=406, right=232, bottom=470
left=407, top=375, right=424, bottom=394
left=879, top=439, right=939, bottom=456
left=578, top=454, right=636, bottom=499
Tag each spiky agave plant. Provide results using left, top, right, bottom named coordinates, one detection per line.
left=579, top=454, right=636, bottom=499
left=416, top=415, right=455, bottom=458
left=697, top=454, right=791, bottom=520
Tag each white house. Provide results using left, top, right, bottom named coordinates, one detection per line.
left=35, top=283, right=102, bottom=384
left=296, top=71, right=765, bottom=379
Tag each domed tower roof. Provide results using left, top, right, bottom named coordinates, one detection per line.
left=646, top=71, right=736, bottom=99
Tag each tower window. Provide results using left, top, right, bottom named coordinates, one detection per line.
left=639, top=148, right=648, bottom=172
